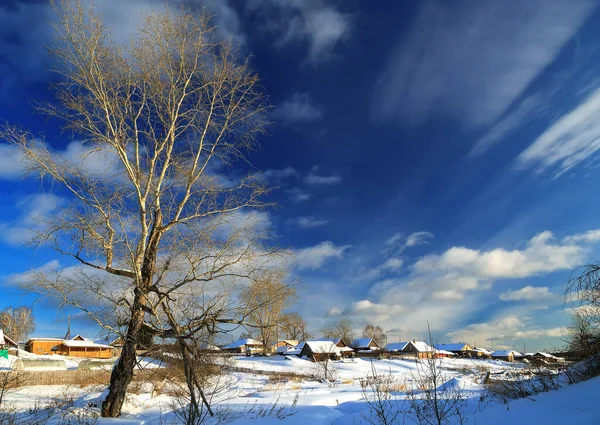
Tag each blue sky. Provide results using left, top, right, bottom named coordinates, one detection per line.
left=2, top=0, right=600, bottom=351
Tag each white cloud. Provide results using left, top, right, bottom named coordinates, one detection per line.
left=372, top=0, right=594, bottom=127
left=517, top=87, right=600, bottom=177
left=247, top=0, right=351, bottom=63
left=304, top=173, right=342, bottom=185
left=292, top=216, right=329, bottom=228
left=0, top=144, right=26, bottom=179
left=414, top=231, right=583, bottom=279
left=499, top=286, right=553, bottom=301
left=287, top=187, right=312, bottom=202
left=258, top=166, right=299, bottom=184
left=448, top=315, right=565, bottom=345
left=564, top=229, right=600, bottom=244
left=273, top=93, right=324, bottom=125
left=0, top=193, right=65, bottom=246
left=294, top=241, right=350, bottom=270
left=386, top=231, right=433, bottom=254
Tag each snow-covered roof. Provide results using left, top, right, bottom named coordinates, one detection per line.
left=0, top=330, right=13, bottom=347
left=533, top=352, right=558, bottom=359
left=411, top=341, right=435, bottom=352
left=434, top=343, right=470, bottom=351
left=222, top=338, right=263, bottom=349
left=62, top=339, right=113, bottom=349
left=491, top=350, right=522, bottom=357
left=471, top=347, right=493, bottom=354
left=435, top=349, right=456, bottom=356
left=273, top=340, right=298, bottom=347
left=350, top=338, right=378, bottom=349
left=314, top=337, right=347, bottom=346
left=302, top=341, right=341, bottom=355
left=26, top=338, right=63, bottom=342
left=385, top=342, right=410, bottom=352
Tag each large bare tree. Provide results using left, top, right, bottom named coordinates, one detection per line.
left=362, top=324, right=386, bottom=348
left=280, top=312, right=312, bottom=341
left=321, top=318, right=354, bottom=343
left=1, top=0, right=283, bottom=417
left=240, top=273, right=297, bottom=354
left=0, top=306, right=35, bottom=342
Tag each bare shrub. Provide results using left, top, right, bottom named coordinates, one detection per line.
left=360, top=362, right=404, bottom=425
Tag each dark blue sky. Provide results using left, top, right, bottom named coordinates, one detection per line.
left=2, top=0, right=600, bottom=351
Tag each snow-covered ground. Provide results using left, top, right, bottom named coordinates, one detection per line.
left=1, top=355, right=598, bottom=424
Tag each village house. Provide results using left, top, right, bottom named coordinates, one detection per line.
left=0, top=329, right=18, bottom=355
left=313, top=338, right=354, bottom=357
left=25, top=335, right=114, bottom=358
left=385, top=341, right=435, bottom=358
left=531, top=352, right=564, bottom=363
left=491, top=350, right=523, bottom=362
left=434, top=343, right=473, bottom=357
left=350, top=338, right=380, bottom=352
left=467, top=347, right=493, bottom=358
left=298, top=340, right=341, bottom=362
left=221, top=338, right=263, bottom=354
left=272, top=340, right=298, bottom=354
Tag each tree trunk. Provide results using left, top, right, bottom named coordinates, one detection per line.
left=101, top=302, right=145, bottom=417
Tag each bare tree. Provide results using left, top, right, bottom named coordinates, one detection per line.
left=405, top=326, right=466, bottom=425
left=360, top=361, right=403, bottom=425
left=362, top=324, right=387, bottom=348
left=321, top=319, right=353, bottom=343
left=565, top=308, right=599, bottom=357
left=280, top=312, right=311, bottom=341
left=565, top=264, right=600, bottom=358
left=1, top=0, right=283, bottom=418
left=0, top=306, right=35, bottom=342
left=240, top=273, right=297, bottom=354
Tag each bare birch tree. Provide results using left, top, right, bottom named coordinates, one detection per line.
left=1, top=0, right=284, bottom=417
left=280, top=312, right=311, bottom=341
left=240, top=272, right=297, bottom=354
left=0, top=306, right=35, bottom=342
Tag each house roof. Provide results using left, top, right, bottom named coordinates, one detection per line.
left=411, top=341, right=435, bottom=352
left=62, top=339, right=113, bottom=349
left=350, top=338, right=379, bottom=349
left=273, top=340, right=298, bottom=347
left=434, top=343, right=470, bottom=351
left=0, top=330, right=17, bottom=347
left=385, top=342, right=410, bottom=351
left=302, top=341, right=341, bottom=355
left=222, top=338, right=263, bottom=349
left=471, top=347, right=493, bottom=354
left=26, top=337, right=64, bottom=342
left=436, top=349, right=456, bottom=356
left=533, top=352, right=558, bottom=358
left=491, top=350, right=522, bottom=357
left=314, top=337, right=348, bottom=346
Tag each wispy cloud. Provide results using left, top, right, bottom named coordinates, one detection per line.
left=372, top=0, right=594, bottom=127
left=247, top=0, right=351, bottom=63
left=499, top=286, right=554, bottom=301
left=294, top=241, right=350, bottom=270
left=273, top=92, right=324, bottom=125
left=292, top=216, right=329, bottom=228
left=386, top=231, right=433, bottom=254
left=304, top=172, right=342, bottom=185
left=517, top=86, right=600, bottom=177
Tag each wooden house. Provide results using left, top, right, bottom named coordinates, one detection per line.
left=25, top=338, right=64, bottom=355
left=531, top=352, right=564, bottom=363
left=60, top=337, right=114, bottom=358
left=0, top=330, right=18, bottom=354
left=272, top=340, right=298, bottom=354
left=350, top=338, right=380, bottom=352
left=434, top=343, right=473, bottom=357
left=466, top=347, right=493, bottom=358
left=385, top=341, right=435, bottom=358
left=298, top=340, right=341, bottom=362
left=221, top=338, right=264, bottom=354
left=313, top=338, right=354, bottom=357
left=491, top=350, right=522, bottom=362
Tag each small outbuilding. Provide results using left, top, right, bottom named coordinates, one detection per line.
left=312, top=338, right=354, bottom=357
left=272, top=340, right=298, bottom=354
left=25, top=338, right=64, bottom=355
left=531, top=352, right=564, bottom=363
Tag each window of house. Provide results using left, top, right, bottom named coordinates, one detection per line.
left=37, top=348, right=43, bottom=352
